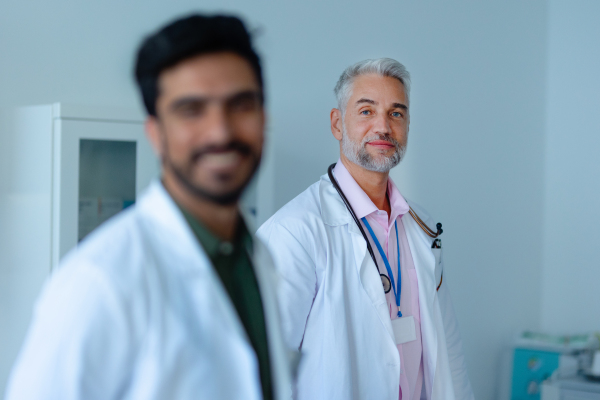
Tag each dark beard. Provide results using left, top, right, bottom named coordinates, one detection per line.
left=164, top=141, right=261, bottom=206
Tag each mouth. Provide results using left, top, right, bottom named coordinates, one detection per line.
left=366, top=140, right=395, bottom=150
left=198, top=150, right=244, bottom=172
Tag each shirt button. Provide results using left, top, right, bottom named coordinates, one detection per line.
left=219, top=242, right=234, bottom=255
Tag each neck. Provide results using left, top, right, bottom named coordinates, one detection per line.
left=162, top=172, right=239, bottom=241
left=340, top=154, right=391, bottom=215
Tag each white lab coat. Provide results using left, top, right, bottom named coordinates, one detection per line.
left=5, top=181, right=292, bottom=400
left=257, top=173, right=473, bottom=400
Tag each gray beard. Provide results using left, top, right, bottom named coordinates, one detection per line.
left=341, top=126, right=406, bottom=172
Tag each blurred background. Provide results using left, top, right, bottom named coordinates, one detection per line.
left=0, top=1, right=599, bottom=398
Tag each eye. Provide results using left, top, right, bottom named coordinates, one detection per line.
left=173, top=101, right=207, bottom=118
left=228, top=93, right=262, bottom=113
left=360, top=110, right=371, bottom=115
left=391, top=111, right=403, bottom=118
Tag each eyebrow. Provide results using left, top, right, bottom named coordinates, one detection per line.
left=355, top=98, right=408, bottom=110
left=356, top=98, right=376, bottom=106
left=170, top=90, right=263, bottom=111
left=170, top=96, right=209, bottom=112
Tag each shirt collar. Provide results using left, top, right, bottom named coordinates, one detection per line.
left=387, top=175, right=410, bottom=222
left=178, top=205, right=252, bottom=260
left=333, top=159, right=410, bottom=222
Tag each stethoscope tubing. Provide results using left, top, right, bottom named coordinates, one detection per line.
left=327, top=162, right=443, bottom=294
left=327, top=164, right=379, bottom=271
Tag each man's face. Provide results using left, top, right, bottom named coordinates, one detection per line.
left=336, top=74, right=409, bottom=172
left=147, top=52, right=264, bottom=204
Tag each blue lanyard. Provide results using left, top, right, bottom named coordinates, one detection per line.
left=361, top=217, right=402, bottom=318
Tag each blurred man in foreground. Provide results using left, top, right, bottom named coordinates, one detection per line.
left=6, top=14, right=291, bottom=400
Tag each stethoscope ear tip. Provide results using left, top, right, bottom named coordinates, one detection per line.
left=436, top=223, right=443, bottom=235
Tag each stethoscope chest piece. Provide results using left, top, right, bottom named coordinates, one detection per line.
left=380, top=274, right=391, bottom=293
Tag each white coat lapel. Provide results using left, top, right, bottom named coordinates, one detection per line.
left=136, top=181, right=250, bottom=343
left=403, top=213, right=439, bottom=394
left=251, top=240, right=293, bottom=400
left=348, top=221, right=394, bottom=339
left=140, top=183, right=292, bottom=400
left=319, top=176, right=393, bottom=340
left=404, top=206, right=458, bottom=399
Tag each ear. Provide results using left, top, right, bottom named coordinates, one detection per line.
left=330, top=108, right=343, bottom=141
left=145, top=116, right=164, bottom=158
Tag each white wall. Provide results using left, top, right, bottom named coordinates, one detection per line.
left=0, top=1, right=555, bottom=398
left=541, top=0, right=600, bottom=333
left=0, top=107, right=54, bottom=394
left=388, top=4, right=548, bottom=398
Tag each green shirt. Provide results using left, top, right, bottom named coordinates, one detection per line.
left=180, top=209, right=273, bottom=400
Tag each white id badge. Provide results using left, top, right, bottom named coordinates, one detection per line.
left=391, top=316, right=416, bottom=345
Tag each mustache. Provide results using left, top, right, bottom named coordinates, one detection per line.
left=190, top=141, right=252, bottom=162
left=361, top=134, right=400, bottom=147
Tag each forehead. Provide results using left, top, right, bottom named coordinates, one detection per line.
left=348, top=74, right=407, bottom=106
left=158, top=52, right=260, bottom=100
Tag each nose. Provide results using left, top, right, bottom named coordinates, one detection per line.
left=372, top=112, right=391, bottom=135
left=203, top=103, right=233, bottom=144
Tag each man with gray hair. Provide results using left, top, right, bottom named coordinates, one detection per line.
left=257, top=58, right=473, bottom=399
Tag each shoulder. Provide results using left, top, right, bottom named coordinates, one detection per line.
left=7, top=211, right=147, bottom=399
left=258, top=180, right=324, bottom=241
left=63, top=205, right=149, bottom=283
left=37, top=256, right=129, bottom=334
left=52, top=205, right=155, bottom=321
left=257, top=179, right=331, bottom=264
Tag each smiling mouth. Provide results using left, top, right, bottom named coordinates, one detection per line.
left=200, top=150, right=243, bottom=170
left=367, top=140, right=395, bottom=149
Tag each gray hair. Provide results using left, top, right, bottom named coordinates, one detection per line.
left=334, top=58, right=411, bottom=114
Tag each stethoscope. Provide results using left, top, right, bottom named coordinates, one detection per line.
left=327, top=163, right=443, bottom=294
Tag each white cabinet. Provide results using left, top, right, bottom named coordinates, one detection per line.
left=0, top=103, right=158, bottom=394
left=51, top=110, right=158, bottom=266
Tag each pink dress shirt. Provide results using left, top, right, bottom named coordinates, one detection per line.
left=334, top=160, right=424, bottom=400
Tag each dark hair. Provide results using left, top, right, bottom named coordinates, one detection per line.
left=134, top=14, right=263, bottom=116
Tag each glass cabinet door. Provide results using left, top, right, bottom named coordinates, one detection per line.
left=78, top=139, right=137, bottom=241
left=52, top=118, right=158, bottom=268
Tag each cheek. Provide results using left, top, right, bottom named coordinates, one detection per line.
left=346, top=121, right=371, bottom=142
left=232, top=115, right=264, bottom=149
left=161, top=122, right=198, bottom=159
left=392, top=121, right=408, bottom=137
